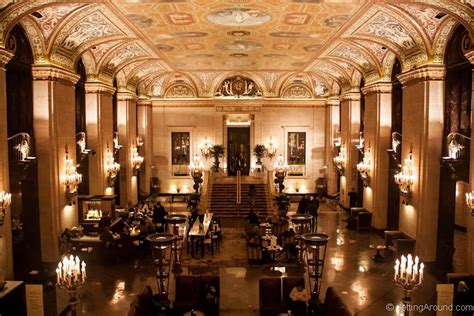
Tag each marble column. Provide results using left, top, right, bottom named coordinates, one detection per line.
left=325, top=97, right=340, bottom=196
left=0, top=49, right=14, bottom=278
left=32, top=65, right=80, bottom=262
left=117, top=91, right=138, bottom=206
left=339, top=92, right=360, bottom=208
left=361, top=83, right=392, bottom=229
left=137, top=98, right=153, bottom=195
left=398, top=65, right=445, bottom=261
left=84, top=82, right=115, bottom=195
left=466, top=51, right=474, bottom=273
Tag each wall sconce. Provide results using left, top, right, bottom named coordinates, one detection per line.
left=355, top=131, right=364, bottom=154
left=63, top=146, right=82, bottom=205
left=394, top=146, right=415, bottom=204
left=105, top=143, right=120, bottom=187
left=136, top=135, right=144, bottom=147
left=131, top=144, right=144, bottom=175
left=0, top=191, right=12, bottom=227
left=113, top=132, right=123, bottom=154
left=465, top=192, right=474, bottom=216
left=265, top=137, right=278, bottom=159
left=356, top=145, right=371, bottom=187
left=199, top=136, right=213, bottom=159
left=333, top=130, right=341, bottom=148
left=274, top=155, right=288, bottom=193
left=189, top=154, right=204, bottom=193
left=333, top=144, right=346, bottom=175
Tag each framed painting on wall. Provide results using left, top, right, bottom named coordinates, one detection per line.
left=287, top=131, right=306, bottom=176
left=171, top=132, right=190, bottom=176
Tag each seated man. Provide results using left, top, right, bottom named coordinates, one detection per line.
left=289, top=285, right=309, bottom=315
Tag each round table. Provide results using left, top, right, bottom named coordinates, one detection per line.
left=369, top=244, right=386, bottom=262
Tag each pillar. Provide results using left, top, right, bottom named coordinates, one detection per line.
left=339, top=92, right=360, bottom=208
left=325, top=97, right=340, bottom=195
left=137, top=98, right=153, bottom=195
left=32, top=65, right=80, bottom=262
left=84, top=82, right=115, bottom=195
left=0, top=49, right=14, bottom=278
left=361, top=83, right=392, bottom=229
left=466, top=52, right=474, bottom=273
left=117, top=91, right=138, bottom=206
left=398, top=65, right=445, bottom=261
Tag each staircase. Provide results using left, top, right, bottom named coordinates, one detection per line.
left=209, top=178, right=273, bottom=218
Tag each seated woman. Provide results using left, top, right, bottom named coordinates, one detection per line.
left=202, top=283, right=219, bottom=316
left=289, top=285, right=309, bottom=315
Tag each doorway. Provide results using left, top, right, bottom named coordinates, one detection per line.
left=227, top=127, right=250, bottom=176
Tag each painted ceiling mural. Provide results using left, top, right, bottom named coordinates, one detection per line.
left=0, top=0, right=472, bottom=99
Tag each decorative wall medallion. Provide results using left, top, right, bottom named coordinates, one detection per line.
left=185, top=43, right=205, bottom=50
left=156, top=44, right=174, bottom=52
left=273, top=43, right=292, bottom=50
left=207, top=8, right=271, bottom=26
left=304, top=44, right=322, bottom=52
left=172, top=32, right=207, bottom=38
left=165, top=84, right=195, bottom=98
left=216, top=40, right=262, bottom=51
left=270, top=32, right=307, bottom=38
left=227, top=30, right=250, bottom=36
left=282, top=84, right=312, bottom=99
left=284, top=13, right=311, bottom=25
left=126, top=14, right=154, bottom=28
left=323, top=14, right=350, bottom=28
left=166, top=13, right=194, bottom=25
left=6, top=33, right=16, bottom=54
left=215, top=76, right=261, bottom=98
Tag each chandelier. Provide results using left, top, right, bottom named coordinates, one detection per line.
left=131, top=144, right=144, bottom=174
left=356, top=146, right=371, bottom=187
left=465, top=192, right=474, bottom=216
left=0, top=191, right=12, bottom=227
left=394, top=149, right=415, bottom=204
left=199, top=136, right=213, bottom=159
left=63, top=146, right=82, bottom=204
left=105, top=143, right=120, bottom=186
left=333, top=144, right=345, bottom=174
left=265, top=137, right=278, bottom=159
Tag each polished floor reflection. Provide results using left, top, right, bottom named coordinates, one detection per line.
left=54, top=203, right=440, bottom=315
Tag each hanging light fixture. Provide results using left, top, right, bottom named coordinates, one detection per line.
left=265, top=137, right=278, bottom=159
left=199, top=136, right=213, bottom=159
left=333, top=144, right=346, bottom=175
left=357, top=145, right=371, bottom=187
left=131, top=144, right=144, bottom=175
left=0, top=191, right=12, bottom=227
left=105, top=143, right=120, bottom=187
left=394, top=146, right=415, bottom=204
left=63, top=146, right=82, bottom=205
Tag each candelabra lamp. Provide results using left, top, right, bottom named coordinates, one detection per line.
left=56, top=255, right=87, bottom=316
left=200, top=136, right=213, bottom=160
left=63, top=146, right=82, bottom=205
left=289, top=214, right=313, bottom=264
left=265, top=137, right=278, bottom=160
left=189, top=154, right=204, bottom=193
left=356, top=146, right=371, bottom=187
left=274, top=155, right=288, bottom=193
left=146, top=233, right=174, bottom=309
left=333, top=145, right=345, bottom=175
left=394, top=148, right=415, bottom=205
left=302, top=233, right=329, bottom=304
left=0, top=191, right=12, bottom=227
left=105, top=143, right=120, bottom=187
left=465, top=192, right=474, bottom=216
left=165, top=214, right=188, bottom=274
left=393, top=254, right=424, bottom=315
left=131, top=144, right=144, bottom=176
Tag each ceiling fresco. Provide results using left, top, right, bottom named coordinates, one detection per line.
left=0, top=0, right=472, bottom=99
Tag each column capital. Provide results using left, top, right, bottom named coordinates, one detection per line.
left=84, top=82, right=116, bottom=95
left=0, top=48, right=13, bottom=68
left=32, top=65, right=80, bottom=86
left=325, top=97, right=340, bottom=106
left=116, top=90, right=138, bottom=102
left=137, top=97, right=152, bottom=107
left=340, top=91, right=361, bottom=102
left=361, top=82, right=392, bottom=96
left=397, top=64, right=445, bottom=86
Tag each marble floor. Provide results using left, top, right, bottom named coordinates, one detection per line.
left=49, top=203, right=442, bottom=316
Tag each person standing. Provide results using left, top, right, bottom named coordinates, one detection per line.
left=297, top=195, right=308, bottom=214
left=348, top=188, right=358, bottom=208
left=248, top=184, right=257, bottom=208
left=307, top=195, right=319, bottom=232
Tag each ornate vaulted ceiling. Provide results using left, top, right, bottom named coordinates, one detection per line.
left=0, top=0, right=472, bottom=99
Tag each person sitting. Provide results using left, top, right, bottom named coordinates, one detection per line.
left=307, top=195, right=319, bottom=232
left=137, top=217, right=155, bottom=236
left=280, top=228, right=297, bottom=261
left=152, top=201, right=168, bottom=231
left=100, top=226, right=117, bottom=263
left=98, top=212, right=112, bottom=233
left=289, top=285, right=309, bottom=315
left=246, top=208, right=259, bottom=225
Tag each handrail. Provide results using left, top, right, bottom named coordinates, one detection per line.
left=236, top=170, right=241, bottom=205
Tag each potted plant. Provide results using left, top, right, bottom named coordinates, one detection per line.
left=253, top=144, right=265, bottom=165
left=210, top=144, right=225, bottom=172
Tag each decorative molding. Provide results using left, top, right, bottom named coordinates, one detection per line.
left=281, top=84, right=313, bottom=99
left=137, top=98, right=152, bottom=107
left=325, top=97, right=340, bottom=106
left=116, top=91, right=138, bottom=102
left=465, top=50, right=474, bottom=65
left=84, top=82, right=116, bottom=95
left=340, top=91, right=361, bottom=102
left=397, top=64, right=446, bottom=86
left=216, top=106, right=261, bottom=112
left=0, top=48, right=13, bottom=68
left=164, top=83, right=196, bottom=98
left=361, top=82, right=392, bottom=95
left=31, top=65, right=80, bottom=85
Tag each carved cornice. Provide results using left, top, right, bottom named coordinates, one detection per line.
left=116, top=90, right=138, bottom=102
left=397, top=64, right=446, bottom=86
left=0, top=49, right=13, bottom=68
left=84, top=82, right=116, bottom=95
left=137, top=98, right=152, bottom=107
left=340, top=91, right=361, bottom=102
left=361, top=82, right=392, bottom=96
left=31, top=65, right=80, bottom=86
